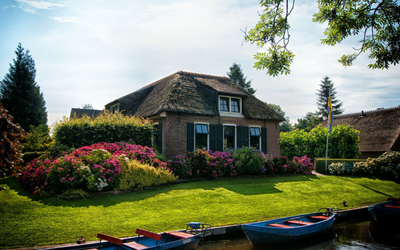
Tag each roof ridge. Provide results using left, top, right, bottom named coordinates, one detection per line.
left=177, top=71, right=230, bottom=81
left=334, top=106, right=400, bottom=118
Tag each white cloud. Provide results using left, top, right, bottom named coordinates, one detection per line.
left=53, top=16, right=79, bottom=23
left=16, top=0, right=63, bottom=10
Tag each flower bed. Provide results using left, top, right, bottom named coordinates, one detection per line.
left=168, top=147, right=314, bottom=179
left=18, top=141, right=167, bottom=195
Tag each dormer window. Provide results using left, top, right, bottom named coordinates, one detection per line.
left=219, top=96, right=242, bottom=115
left=231, top=98, right=240, bottom=113
left=110, top=104, right=119, bottom=114
left=220, top=97, right=229, bottom=111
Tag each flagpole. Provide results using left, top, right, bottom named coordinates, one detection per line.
left=325, top=90, right=331, bottom=173
left=325, top=114, right=329, bottom=173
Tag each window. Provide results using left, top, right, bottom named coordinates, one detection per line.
left=110, top=104, right=119, bottom=114
left=250, top=127, right=261, bottom=150
left=195, top=124, right=208, bottom=150
left=219, top=96, right=242, bottom=115
left=231, top=98, right=240, bottom=113
left=220, top=97, right=229, bottom=112
left=224, top=125, right=236, bottom=149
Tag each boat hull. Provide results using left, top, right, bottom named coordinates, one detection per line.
left=43, top=231, right=201, bottom=250
left=369, top=200, right=400, bottom=226
left=242, top=212, right=336, bottom=246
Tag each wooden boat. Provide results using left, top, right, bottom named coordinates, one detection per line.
left=242, top=208, right=339, bottom=246
left=43, top=223, right=211, bottom=250
left=368, top=197, right=400, bottom=226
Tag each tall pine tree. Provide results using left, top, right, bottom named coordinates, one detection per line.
left=226, top=62, right=256, bottom=95
left=0, top=43, right=47, bottom=131
left=316, top=76, right=344, bottom=119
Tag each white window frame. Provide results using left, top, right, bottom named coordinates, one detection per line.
left=218, top=96, right=244, bottom=118
left=194, top=122, right=209, bottom=151
left=249, top=126, right=261, bottom=150
left=223, top=124, right=237, bottom=149
left=110, top=103, right=119, bottom=114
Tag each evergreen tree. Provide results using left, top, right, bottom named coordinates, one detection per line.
left=0, top=43, right=47, bottom=131
left=227, top=63, right=256, bottom=95
left=315, top=76, right=344, bottom=119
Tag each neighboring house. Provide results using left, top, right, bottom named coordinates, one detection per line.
left=105, top=71, right=285, bottom=160
left=321, top=106, right=400, bottom=159
left=70, top=108, right=103, bottom=118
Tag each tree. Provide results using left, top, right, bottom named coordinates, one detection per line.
left=294, top=112, right=322, bottom=132
left=81, top=103, right=94, bottom=109
left=264, top=102, right=293, bottom=132
left=245, top=0, right=400, bottom=76
left=0, top=103, right=26, bottom=178
left=0, top=43, right=47, bottom=131
left=226, top=63, right=256, bottom=94
left=316, top=76, right=344, bottom=119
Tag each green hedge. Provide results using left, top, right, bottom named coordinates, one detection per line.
left=314, top=158, right=367, bottom=174
left=52, top=111, right=154, bottom=148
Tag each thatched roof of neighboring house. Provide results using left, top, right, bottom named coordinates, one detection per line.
left=321, top=106, right=400, bottom=152
left=70, top=108, right=103, bottom=118
left=105, top=71, right=284, bottom=121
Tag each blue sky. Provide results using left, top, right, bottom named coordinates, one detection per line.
left=1, top=0, right=399, bottom=128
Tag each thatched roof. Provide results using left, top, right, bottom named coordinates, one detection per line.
left=321, top=106, right=400, bottom=152
left=70, top=108, right=103, bottom=118
left=105, top=71, right=284, bottom=121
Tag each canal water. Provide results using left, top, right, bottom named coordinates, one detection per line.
left=197, top=218, right=400, bottom=250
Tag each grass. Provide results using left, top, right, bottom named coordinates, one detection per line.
left=1, top=175, right=400, bottom=249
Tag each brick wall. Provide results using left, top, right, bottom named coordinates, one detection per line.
left=162, top=112, right=281, bottom=160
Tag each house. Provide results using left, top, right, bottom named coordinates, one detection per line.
left=321, top=106, right=400, bottom=159
left=69, top=108, right=103, bottom=118
left=105, top=71, right=285, bottom=160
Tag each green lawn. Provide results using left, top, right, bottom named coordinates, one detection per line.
left=1, top=175, right=400, bottom=249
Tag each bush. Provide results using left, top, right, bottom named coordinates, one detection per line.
left=231, top=147, right=268, bottom=175
left=208, top=151, right=237, bottom=178
left=0, top=103, right=27, bottom=178
left=22, top=124, right=52, bottom=152
left=52, top=111, right=154, bottom=148
left=18, top=142, right=164, bottom=195
left=281, top=124, right=360, bottom=161
left=328, top=162, right=344, bottom=175
left=168, top=155, right=192, bottom=179
left=118, top=159, right=177, bottom=190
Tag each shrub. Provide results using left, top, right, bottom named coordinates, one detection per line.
left=52, top=111, right=154, bottom=148
left=168, top=155, right=192, bottom=179
left=22, top=124, right=52, bottom=152
left=292, top=155, right=314, bottom=174
left=209, top=151, right=237, bottom=178
left=18, top=142, right=164, bottom=195
left=328, top=162, right=344, bottom=175
left=119, top=159, right=177, bottom=190
left=186, top=150, right=211, bottom=178
left=0, top=103, right=27, bottom=178
left=281, top=124, right=360, bottom=161
left=231, top=147, right=268, bottom=175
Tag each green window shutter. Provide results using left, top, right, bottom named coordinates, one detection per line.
left=217, top=125, right=223, bottom=152
left=187, top=123, right=194, bottom=152
left=261, top=127, right=267, bottom=154
left=157, top=123, right=162, bottom=154
left=210, top=124, right=216, bottom=152
left=243, top=126, right=249, bottom=147
left=237, top=126, right=243, bottom=148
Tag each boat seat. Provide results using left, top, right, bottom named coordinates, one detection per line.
left=135, top=228, right=161, bottom=244
left=165, top=231, right=193, bottom=239
left=267, top=223, right=294, bottom=228
left=383, top=205, right=400, bottom=209
left=97, top=233, right=147, bottom=250
left=286, top=220, right=314, bottom=226
left=308, top=215, right=330, bottom=220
